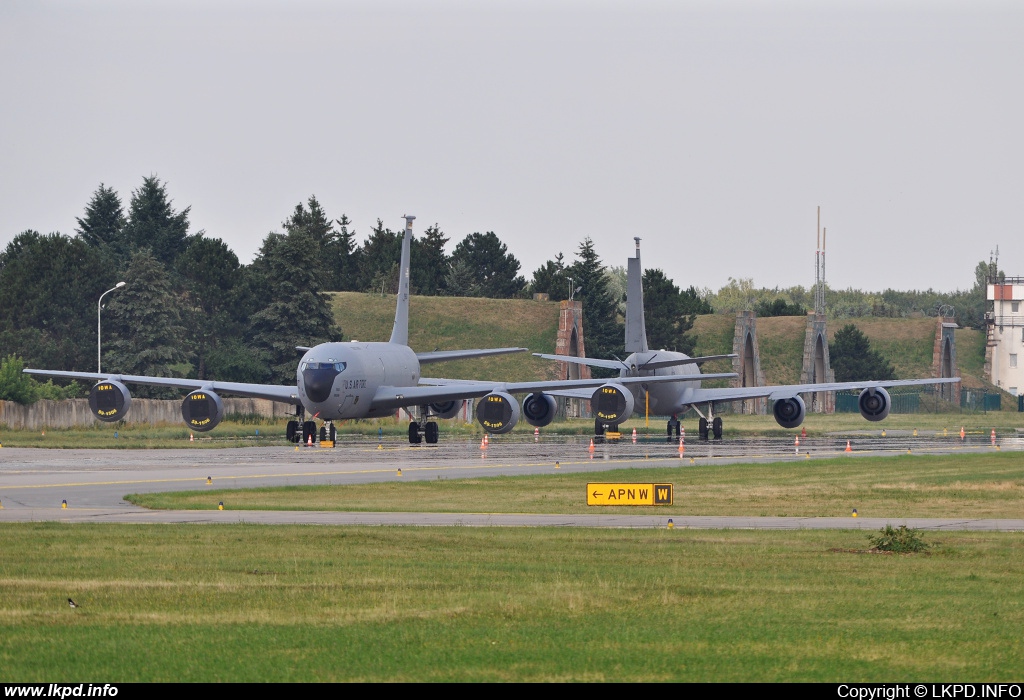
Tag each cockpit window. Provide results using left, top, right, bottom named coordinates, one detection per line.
left=302, top=362, right=346, bottom=372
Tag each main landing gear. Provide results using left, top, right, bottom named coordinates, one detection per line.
left=666, top=416, right=681, bottom=442
left=286, top=406, right=338, bottom=446
left=408, top=406, right=439, bottom=444
left=693, top=404, right=723, bottom=440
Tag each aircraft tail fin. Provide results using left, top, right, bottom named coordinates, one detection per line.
left=624, top=237, right=649, bottom=354
left=388, top=215, right=414, bottom=346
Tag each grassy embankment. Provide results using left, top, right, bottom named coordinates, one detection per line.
left=0, top=522, right=1021, bottom=681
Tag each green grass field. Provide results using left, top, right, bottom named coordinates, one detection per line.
left=125, top=452, right=1024, bottom=519
left=1, top=524, right=1021, bottom=681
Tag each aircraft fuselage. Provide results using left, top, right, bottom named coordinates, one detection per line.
left=618, top=350, right=703, bottom=417
left=297, top=342, right=420, bottom=421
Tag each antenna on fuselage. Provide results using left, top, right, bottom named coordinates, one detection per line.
left=624, top=236, right=649, bottom=354
left=389, top=215, right=414, bottom=346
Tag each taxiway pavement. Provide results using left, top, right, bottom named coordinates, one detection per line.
left=1, top=435, right=1021, bottom=530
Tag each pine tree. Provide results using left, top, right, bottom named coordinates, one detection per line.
left=411, top=224, right=450, bottom=295
left=174, top=235, right=243, bottom=380
left=328, top=214, right=361, bottom=291
left=248, top=229, right=342, bottom=384
left=0, top=231, right=116, bottom=370
left=566, top=238, right=621, bottom=365
left=357, top=220, right=403, bottom=293
left=641, top=268, right=697, bottom=354
left=830, top=324, right=896, bottom=382
left=122, top=176, right=191, bottom=267
left=75, top=184, right=126, bottom=252
left=449, top=231, right=525, bottom=298
left=530, top=253, right=570, bottom=300
left=104, top=250, right=188, bottom=393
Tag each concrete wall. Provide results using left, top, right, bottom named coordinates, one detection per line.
left=0, top=398, right=294, bottom=430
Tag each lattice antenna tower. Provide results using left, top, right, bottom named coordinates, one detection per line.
left=814, top=207, right=827, bottom=315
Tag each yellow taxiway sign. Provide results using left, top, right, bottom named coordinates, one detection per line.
left=587, top=483, right=673, bottom=506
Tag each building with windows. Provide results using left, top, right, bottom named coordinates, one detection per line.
left=986, top=277, right=1024, bottom=396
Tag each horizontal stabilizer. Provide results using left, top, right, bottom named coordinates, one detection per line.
left=417, top=347, right=527, bottom=364
left=531, top=353, right=625, bottom=371
left=639, top=354, right=738, bottom=371
left=532, top=352, right=739, bottom=373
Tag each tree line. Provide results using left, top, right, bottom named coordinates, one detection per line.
left=0, top=177, right=704, bottom=391
left=0, top=176, right=986, bottom=400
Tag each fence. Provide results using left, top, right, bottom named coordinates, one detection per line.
left=832, top=386, right=1003, bottom=415
left=0, top=398, right=294, bottom=430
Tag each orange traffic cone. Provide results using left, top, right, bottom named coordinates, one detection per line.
left=845, top=440, right=852, bottom=453
left=801, top=426, right=807, bottom=438
left=795, top=435, right=800, bottom=447
left=991, top=429, right=996, bottom=444
left=678, top=437, right=685, bottom=456
left=534, top=426, right=539, bottom=441
left=190, top=432, right=194, bottom=442
left=632, top=427, right=637, bottom=443
left=480, top=436, right=487, bottom=450
left=484, top=433, right=489, bottom=446
left=960, top=427, right=965, bottom=440
left=588, top=438, right=595, bottom=456
left=306, top=433, right=313, bottom=447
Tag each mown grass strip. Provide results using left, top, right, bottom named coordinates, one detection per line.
left=0, top=523, right=1020, bottom=681
left=126, top=452, right=1024, bottom=519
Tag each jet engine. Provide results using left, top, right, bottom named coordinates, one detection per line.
left=181, top=389, right=224, bottom=432
left=772, top=395, right=806, bottom=429
left=522, top=392, right=557, bottom=428
left=591, top=384, right=635, bottom=424
left=858, top=387, right=891, bottom=422
left=429, top=400, right=464, bottom=420
left=476, top=391, right=520, bottom=434
left=89, top=380, right=132, bottom=422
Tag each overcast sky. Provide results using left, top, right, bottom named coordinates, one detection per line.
left=2, top=0, right=1021, bottom=294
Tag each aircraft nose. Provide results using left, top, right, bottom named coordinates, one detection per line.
left=301, top=362, right=345, bottom=403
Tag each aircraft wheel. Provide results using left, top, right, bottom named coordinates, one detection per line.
left=408, top=421, right=422, bottom=444
left=319, top=426, right=327, bottom=442
left=698, top=417, right=709, bottom=440
left=712, top=416, right=723, bottom=440
left=286, top=420, right=299, bottom=443
left=329, top=423, right=337, bottom=442
left=302, top=420, right=317, bottom=444
left=425, top=421, right=439, bottom=444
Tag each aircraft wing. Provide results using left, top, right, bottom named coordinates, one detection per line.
left=370, top=372, right=739, bottom=411
left=685, top=377, right=962, bottom=404
left=416, top=347, right=528, bottom=364
left=23, top=369, right=300, bottom=404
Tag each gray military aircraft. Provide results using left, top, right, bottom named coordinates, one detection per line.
left=534, top=238, right=961, bottom=440
left=24, top=216, right=738, bottom=444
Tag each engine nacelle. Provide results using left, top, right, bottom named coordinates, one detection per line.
left=476, top=391, right=520, bottom=434
left=429, top=400, right=464, bottom=420
left=591, top=384, right=634, bottom=425
left=181, top=389, right=224, bottom=432
left=772, top=395, right=806, bottom=429
left=859, top=387, right=891, bottom=422
left=522, top=392, right=557, bottom=428
left=89, top=380, right=132, bottom=422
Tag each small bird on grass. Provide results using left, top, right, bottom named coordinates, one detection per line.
left=68, top=598, right=78, bottom=608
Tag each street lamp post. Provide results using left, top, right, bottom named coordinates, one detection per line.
left=98, top=282, right=126, bottom=373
